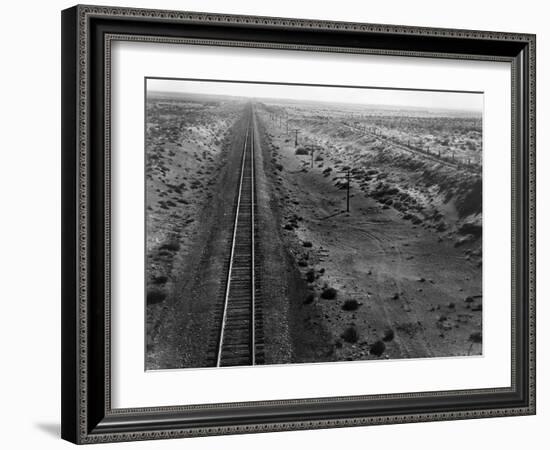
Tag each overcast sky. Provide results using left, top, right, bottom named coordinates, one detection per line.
left=147, top=78, right=483, bottom=113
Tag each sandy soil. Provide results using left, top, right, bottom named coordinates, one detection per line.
left=145, top=95, right=247, bottom=369
left=256, top=105, right=482, bottom=361
left=254, top=115, right=334, bottom=364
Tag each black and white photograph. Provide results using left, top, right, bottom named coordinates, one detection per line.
left=54, top=3, right=538, bottom=445
left=145, top=78, right=483, bottom=370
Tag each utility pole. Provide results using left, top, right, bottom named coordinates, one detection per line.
left=292, top=129, right=299, bottom=146
left=335, top=168, right=360, bottom=213
left=346, top=168, right=351, bottom=212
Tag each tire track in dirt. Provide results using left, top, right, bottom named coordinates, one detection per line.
left=355, top=225, right=433, bottom=358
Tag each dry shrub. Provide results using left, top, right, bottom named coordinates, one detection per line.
left=160, top=240, right=180, bottom=252
left=341, top=326, right=359, bottom=343
left=369, top=340, right=386, bottom=356
left=342, top=299, right=360, bottom=311
left=147, top=287, right=167, bottom=305
left=321, top=287, right=337, bottom=300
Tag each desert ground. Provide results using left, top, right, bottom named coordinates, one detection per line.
left=145, top=93, right=247, bottom=368
left=145, top=93, right=483, bottom=369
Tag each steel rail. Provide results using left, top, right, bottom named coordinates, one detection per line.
left=216, top=124, right=250, bottom=367
left=216, top=113, right=257, bottom=367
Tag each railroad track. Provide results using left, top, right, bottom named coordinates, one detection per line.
left=208, top=112, right=264, bottom=367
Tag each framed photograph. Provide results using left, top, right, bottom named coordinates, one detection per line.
left=61, top=5, right=536, bottom=444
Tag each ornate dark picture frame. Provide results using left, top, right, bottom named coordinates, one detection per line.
left=61, top=4, right=536, bottom=444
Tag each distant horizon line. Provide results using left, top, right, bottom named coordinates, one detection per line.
left=145, top=76, right=483, bottom=114
left=147, top=89, right=483, bottom=115
left=146, top=76, right=483, bottom=95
